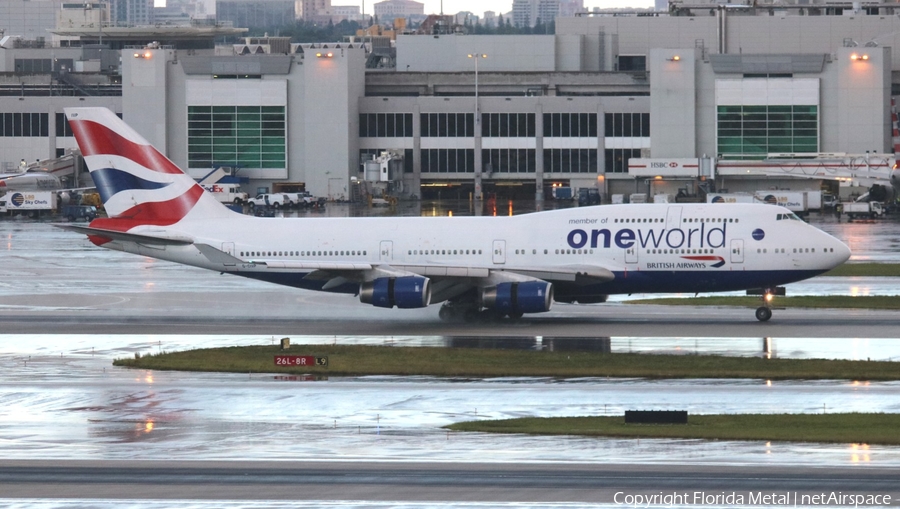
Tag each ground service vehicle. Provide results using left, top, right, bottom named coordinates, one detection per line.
left=247, top=194, right=288, bottom=209
left=61, top=205, right=98, bottom=221
left=59, top=108, right=852, bottom=322
left=842, top=201, right=884, bottom=221
left=202, top=183, right=248, bottom=205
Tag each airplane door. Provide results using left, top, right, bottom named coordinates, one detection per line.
left=221, top=242, right=236, bottom=266
left=666, top=206, right=683, bottom=230
left=380, top=241, right=393, bottom=262
left=625, top=245, right=638, bottom=264
left=731, top=239, right=744, bottom=263
left=492, top=240, right=506, bottom=264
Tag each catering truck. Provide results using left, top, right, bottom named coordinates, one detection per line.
left=707, top=193, right=758, bottom=204
left=755, top=191, right=809, bottom=216
left=2, top=191, right=57, bottom=211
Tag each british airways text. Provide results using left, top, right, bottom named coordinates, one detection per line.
left=567, top=222, right=728, bottom=250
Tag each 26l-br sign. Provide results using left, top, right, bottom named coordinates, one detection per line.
left=274, top=356, right=328, bottom=367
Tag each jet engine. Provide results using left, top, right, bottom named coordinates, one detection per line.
left=480, top=281, right=553, bottom=315
left=360, top=276, right=431, bottom=309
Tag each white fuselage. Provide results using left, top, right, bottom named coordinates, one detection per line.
left=108, top=203, right=849, bottom=299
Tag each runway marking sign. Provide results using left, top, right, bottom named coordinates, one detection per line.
left=274, top=355, right=328, bottom=367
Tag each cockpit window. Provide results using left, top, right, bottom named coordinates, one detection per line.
left=776, top=213, right=802, bottom=221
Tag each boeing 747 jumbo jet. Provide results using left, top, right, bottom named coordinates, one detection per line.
left=59, top=108, right=851, bottom=322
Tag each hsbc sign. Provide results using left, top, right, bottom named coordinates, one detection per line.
left=629, top=158, right=701, bottom=177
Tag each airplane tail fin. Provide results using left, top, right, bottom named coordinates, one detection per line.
left=64, top=107, right=232, bottom=227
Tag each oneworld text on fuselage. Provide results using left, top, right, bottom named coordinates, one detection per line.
left=566, top=222, right=728, bottom=250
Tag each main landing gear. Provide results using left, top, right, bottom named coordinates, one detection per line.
left=438, top=301, right=518, bottom=323
left=748, top=287, right=785, bottom=322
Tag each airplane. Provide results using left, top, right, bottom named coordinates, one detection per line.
left=57, top=107, right=851, bottom=322
left=0, top=171, right=63, bottom=191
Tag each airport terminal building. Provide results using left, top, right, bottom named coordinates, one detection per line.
left=1, top=5, right=898, bottom=201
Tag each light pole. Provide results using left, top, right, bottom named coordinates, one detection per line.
left=468, top=53, right=486, bottom=200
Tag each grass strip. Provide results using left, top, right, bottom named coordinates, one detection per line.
left=445, top=413, right=900, bottom=445
left=113, top=345, right=900, bottom=380
left=822, top=263, right=900, bottom=277
left=627, top=295, right=900, bottom=309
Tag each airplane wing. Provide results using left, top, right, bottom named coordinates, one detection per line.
left=54, top=224, right=194, bottom=245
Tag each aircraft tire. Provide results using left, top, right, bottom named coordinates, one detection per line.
left=438, top=306, right=453, bottom=322
left=508, top=310, right=524, bottom=320
left=755, top=306, right=772, bottom=322
left=462, top=307, right=480, bottom=322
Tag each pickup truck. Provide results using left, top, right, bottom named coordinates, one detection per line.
left=247, top=194, right=289, bottom=209
left=288, top=191, right=327, bottom=209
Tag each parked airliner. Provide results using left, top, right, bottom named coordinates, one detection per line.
left=59, top=108, right=850, bottom=322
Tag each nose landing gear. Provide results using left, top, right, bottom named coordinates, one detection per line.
left=747, top=287, right=785, bottom=322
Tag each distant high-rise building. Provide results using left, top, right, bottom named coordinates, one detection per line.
left=331, top=4, right=361, bottom=20
left=482, top=10, right=496, bottom=26
left=512, top=0, right=557, bottom=28
left=558, top=0, right=582, bottom=18
left=108, top=0, right=155, bottom=26
left=0, top=0, right=60, bottom=39
left=296, top=0, right=330, bottom=19
left=216, top=0, right=295, bottom=28
left=374, top=0, right=424, bottom=21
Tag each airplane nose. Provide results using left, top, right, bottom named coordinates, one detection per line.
left=832, top=238, right=851, bottom=266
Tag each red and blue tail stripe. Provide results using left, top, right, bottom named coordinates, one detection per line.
left=65, top=107, right=233, bottom=229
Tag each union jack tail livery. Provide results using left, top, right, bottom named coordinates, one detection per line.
left=65, top=107, right=231, bottom=230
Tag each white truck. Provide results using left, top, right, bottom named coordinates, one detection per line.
left=1, top=191, right=57, bottom=212
left=755, top=191, right=809, bottom=216
left=201, top=183, right=248, bottom=205
left=841, top=201, right=885, bottom=221
left=247, top=193, right=289, bottom=209
left=707, top=193, right=758, bottom=204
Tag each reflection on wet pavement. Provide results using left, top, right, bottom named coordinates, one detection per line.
left=1, top=335, right=899, bottom=468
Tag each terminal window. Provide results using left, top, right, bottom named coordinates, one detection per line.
left=544, top=113, right=597, bottom=138
left=422, top=149, right=475, bottom=173
left=0, top=113, right=48, bottom=137
left=420, top=113, right=473, bottom=137
left=187, top=105, right=286, bottom=170
left=544, top=149, right=598, bottom=173
left=359, top=113, right=413, bottom=137
left=604, top=148, right=641, bottom=173
left=716, top=105, right=818, bottom=159
left=482, top=113, right=535, bottom=137
left=482, top=149, right=536, bottom=173
left=604, top=113, right=650, bottom=137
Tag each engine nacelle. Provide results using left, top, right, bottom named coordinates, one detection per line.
left=480, top=281, right=553, bottom=315
left=359, top=276, right=431, bottom=309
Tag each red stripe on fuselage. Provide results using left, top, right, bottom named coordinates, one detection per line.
left=681, top=256, right=724, bottom=261
left=88, top=184, right=205, bottom=230
left=69, top=119, right=183, bottom=175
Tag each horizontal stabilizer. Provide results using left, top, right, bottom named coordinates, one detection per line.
left=53, top=224, right=194, bottom=245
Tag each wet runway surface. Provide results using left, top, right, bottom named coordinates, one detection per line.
left=2, top=335, right=899, bottom=467
left=1, top=212, right=899, bottom=504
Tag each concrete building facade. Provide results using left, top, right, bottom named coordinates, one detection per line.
left=1, top=9, right=899, bottom=202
